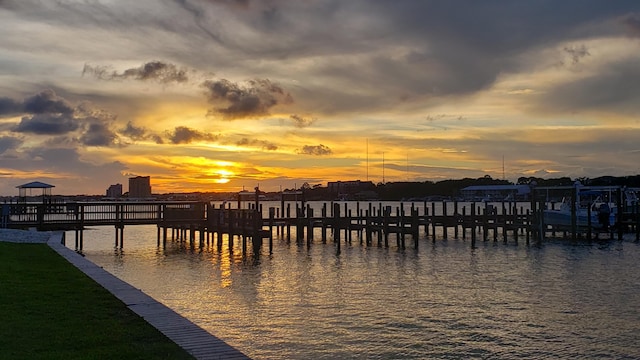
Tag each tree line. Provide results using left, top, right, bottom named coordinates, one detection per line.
left=297, top=174, right=640, bottom=201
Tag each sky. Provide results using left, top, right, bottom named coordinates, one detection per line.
left=1, top=0, right=640, bottom=195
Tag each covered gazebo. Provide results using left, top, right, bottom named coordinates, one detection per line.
left=16, top=181, right=55, bottom=204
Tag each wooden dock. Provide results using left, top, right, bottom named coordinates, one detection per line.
left=3, top=199, right=639, bottom=253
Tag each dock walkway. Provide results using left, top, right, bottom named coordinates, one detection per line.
left=46, top=232, right=250, bottom=360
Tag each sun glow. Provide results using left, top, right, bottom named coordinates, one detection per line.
left=213, top=169, right=233, bottom=184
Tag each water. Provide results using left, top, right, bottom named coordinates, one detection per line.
left=66, top=201, right=640, bottom=359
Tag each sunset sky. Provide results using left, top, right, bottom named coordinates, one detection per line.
left=1, top=1, right=640, bottom=195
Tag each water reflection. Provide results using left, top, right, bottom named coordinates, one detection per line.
left=68, top=223, right=640, bottom=360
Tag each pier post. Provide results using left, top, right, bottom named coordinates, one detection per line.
left=462, top=206, right=467, bottom=240
left=296, top=205, right=303, bottom=242
left=333, top=203, right=341, bottom=254
left=367, top=203, right=373, bottom=245
left=396, top=206, right=401, bottom=248
left=344, top=208, right=353, bottom=244
left=424, top=206, right=429, bottom=239
left=502, top=202, right=507, bottom=243
left=412, top=208, right=419, bottom=249
left=277, top=208, right=281, bottom=236
left=357, top=202, right=362, bottom=243
left=384, top=206, right=390, bottom=247
left=482, top=205, right=489, bottom=241
left=307, top=206, right=314, bottom=245
left=471, top=204, right=476, bottom=247
left=269, top=207, right=274, bottom=253
left=344, top=203, right=350, bottom=243
left=454, top=201, right=459, bottom=238
left=442, top=201, right=448, bottom=240
left=322, top=203, right=327, bottom=243
left=286, top=204, right=291, bottom=241
left=430, top=202, right=436, bottom=242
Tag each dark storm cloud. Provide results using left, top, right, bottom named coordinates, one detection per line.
left=298, top=144, right=332, bottom=156
left=0, top=90, right=74, bottom=118
left=236, top=137, right=277, bottom=150
left=166, top=126, right=218, bottom=144
left=295, top=1, right=640, bottom=102
left=13, top=114, right=79, bottom=135
left=79, top=122, right=118, bottom=147
left=369, top=1, right=640, bottom=52
left=2, top=90, right=122, bottom=146
left=290, top=114, right=315, bottom=128
left=22, top=89, right=74, bottom=115
left=202, top=78, right=293, bottom=119
left=0, top=97, right=22, bottom=116
left=539, top=59, right=640, bottom=113
left=82, top=61, right=190, bottom=83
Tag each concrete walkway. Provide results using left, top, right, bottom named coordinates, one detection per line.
left=43, top=232, right=251, bottom=360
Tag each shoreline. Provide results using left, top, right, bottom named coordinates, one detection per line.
left=1, top=228, right=250, bottom=360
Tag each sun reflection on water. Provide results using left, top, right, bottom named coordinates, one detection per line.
left=69, top=211, right=640, bottom=360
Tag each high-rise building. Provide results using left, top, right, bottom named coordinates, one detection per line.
left=128, top=176, right=152, bottom=198
left=105, top=183, right=123, bottom=198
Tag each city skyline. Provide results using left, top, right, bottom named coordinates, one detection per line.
left=1, top=1, right=640, bottom=195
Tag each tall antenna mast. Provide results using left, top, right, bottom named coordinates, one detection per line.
left=502, top=155, right=505, bottom=180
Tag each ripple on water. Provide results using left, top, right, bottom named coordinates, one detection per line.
left=73, top=222, right=640, bottom=360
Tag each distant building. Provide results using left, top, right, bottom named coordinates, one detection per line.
left=460, top=185, right=531, bottom=201
left=105, top=183, right=123, bottom=198
left=129, top=176, right=152, bottom=198
left=327, top=180, right=376, bottom=199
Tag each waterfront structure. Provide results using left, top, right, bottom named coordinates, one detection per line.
left=105, top=183, right=123, bottom=198
left=129, top=176, right=152, bottom=198
left=327, top=180, right=376, bottom=199
left=16, top=181, right=55, bottom=203
left=461, top=184, right=531, bottom=201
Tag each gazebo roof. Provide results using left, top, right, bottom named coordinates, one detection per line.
left=16, top=181, right=55, bottom=189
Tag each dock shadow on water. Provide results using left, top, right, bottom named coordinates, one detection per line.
left=70, top=220, right=640, bottom=360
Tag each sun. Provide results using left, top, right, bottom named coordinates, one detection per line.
left=213, top=169, right=233, bottom=184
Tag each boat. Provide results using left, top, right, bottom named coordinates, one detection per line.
left=542, top=184, right=637, bottom=230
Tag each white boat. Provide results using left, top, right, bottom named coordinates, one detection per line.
left=542, top=185, right=637, bottom=230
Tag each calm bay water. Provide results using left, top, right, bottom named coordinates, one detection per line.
left=66, top=201, right=640, bottom=359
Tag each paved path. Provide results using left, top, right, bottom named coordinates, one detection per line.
left=1, top=229, right=251, bottom=360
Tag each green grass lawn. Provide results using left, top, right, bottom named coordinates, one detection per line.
left=0, top=242, right=195, bottom=359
